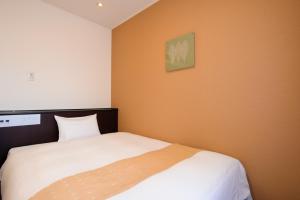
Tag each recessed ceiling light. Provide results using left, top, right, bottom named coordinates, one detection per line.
left=98, top=2, right=103, bottom=7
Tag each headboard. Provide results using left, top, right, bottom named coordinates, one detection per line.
left=0, top=108, right=118, bottom=167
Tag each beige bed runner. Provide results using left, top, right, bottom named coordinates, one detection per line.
left=30, top=144, right=200, bottom=200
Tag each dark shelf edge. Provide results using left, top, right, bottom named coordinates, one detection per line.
left=0, top=108, right=118, bottom=115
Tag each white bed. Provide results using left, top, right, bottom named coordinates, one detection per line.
left=0, top=132, right=252, bottom=200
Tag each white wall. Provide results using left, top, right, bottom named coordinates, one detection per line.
left=0, top=0, right=111, bottom=110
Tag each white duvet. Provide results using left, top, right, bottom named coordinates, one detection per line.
left=0, top=132, right=252, bottom=200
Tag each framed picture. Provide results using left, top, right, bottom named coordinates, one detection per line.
left=165, top=32, right=195, bottom=71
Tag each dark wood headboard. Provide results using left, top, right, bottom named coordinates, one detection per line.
left=0, top=108, right=118, bottom=168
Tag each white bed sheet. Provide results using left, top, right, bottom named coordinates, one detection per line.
left=0, top=132, right=252, bottom=200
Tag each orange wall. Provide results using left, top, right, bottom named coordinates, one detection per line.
left=112, top=0, right=300, bottom=199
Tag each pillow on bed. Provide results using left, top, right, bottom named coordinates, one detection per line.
left=54, top=114, right=101, bottom=142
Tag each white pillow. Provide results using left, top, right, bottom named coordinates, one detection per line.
left=54, top=114, right=101, bottom=142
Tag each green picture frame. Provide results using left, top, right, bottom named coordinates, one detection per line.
left=165, top=32, right=195, bottom=71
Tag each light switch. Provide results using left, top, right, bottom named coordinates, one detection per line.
left=28, top=72, right=35, bottom=81
left=0, top=114, right=41, bottom=128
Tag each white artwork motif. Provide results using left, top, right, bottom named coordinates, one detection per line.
left=168, top=40, right=189, bottom=65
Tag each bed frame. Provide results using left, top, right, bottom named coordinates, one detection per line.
left=0, top=108, right=118, bottom=168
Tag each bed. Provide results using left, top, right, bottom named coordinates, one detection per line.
left=0, top=109, right=252, bottom=200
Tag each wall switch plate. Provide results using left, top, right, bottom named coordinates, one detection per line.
left=0, top=114, right=41, bottom=128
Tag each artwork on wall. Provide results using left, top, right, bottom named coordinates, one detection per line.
left=165, top=32, right=195, bottom=71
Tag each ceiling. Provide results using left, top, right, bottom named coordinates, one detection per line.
left=42, top=0, right=159, bottom=29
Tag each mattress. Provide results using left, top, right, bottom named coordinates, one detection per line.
left=0, top=132, right=252, bottom=200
